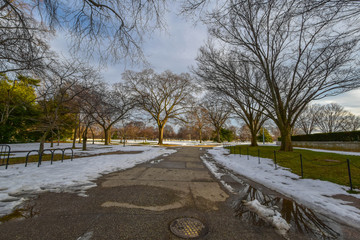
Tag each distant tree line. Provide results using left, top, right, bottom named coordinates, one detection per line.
left=295, top=103, right=360, bottom=135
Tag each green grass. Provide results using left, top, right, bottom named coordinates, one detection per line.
left=3, top=154, right=73, bottom=166
left=137, top=142, right=152, bottom=145
left=226, top=145, right=360, bottom=190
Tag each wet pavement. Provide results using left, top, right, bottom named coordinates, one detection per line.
left=0, top=147, right=359, bottom=239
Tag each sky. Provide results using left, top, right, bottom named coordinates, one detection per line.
left=49, top=8, right=360, bottom=116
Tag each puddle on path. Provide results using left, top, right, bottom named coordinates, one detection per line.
left=0, top=202, right=39, bottom=224
left=233, top=183, right=339, bottom=239
left=203, top=156, right=341, bottom=240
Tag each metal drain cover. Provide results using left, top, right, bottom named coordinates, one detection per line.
left=169, top=217, right=207, bottom=239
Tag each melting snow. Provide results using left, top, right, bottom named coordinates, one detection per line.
left=0, top=144, right=176, bottom=217
left=207, top=147, right=360, bottom=228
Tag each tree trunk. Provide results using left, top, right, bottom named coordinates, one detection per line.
left=199, top=128, right=202, bottom=143
left=158, top=125, right=164, bottom=145
left=250, top=129, right=258, bottom=147
left=104, top=128, right=110, bottom=145
left=280, top=125, right=293, bottom=151
left=39, top=130, right=49, bottom=162
left=72, top=123, right=78, bottom=149
left=216, top=128, right=221, bottom=143
left=90, top=127, right=95, bottom=144
left=57, top=128, right=60, bottom=146
left=82, top=126, right=88, bottom=150
left=50, top=133, right=54, bottom=148
left=78, top=127, right=82, bottom=143
left=77, top=118, right=82, bottom=143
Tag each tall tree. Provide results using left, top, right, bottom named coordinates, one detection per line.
left=1, top=0, right=167, bottom=63
left=0, top=0, right=50, bottom=74
left=188, top=104, right=210, bottom=143
left=202, top=95, right=231, bottom=143
left=84, top=83, right=136, bottom=145
left=315, top=103, right=350, bottom=133
left=194, top=0, right=360, bottom=151
left=195, top=46, right=268, bottom=146
left=35, top=59, right=99, bottom=153
left=124, top=69, right=195, bottom=144
left=296, top=104, right=321, bottom=135
left=0, top=74, right=40, bottom=143
left=343, top=114, right=360, bottom=132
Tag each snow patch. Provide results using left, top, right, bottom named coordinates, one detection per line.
left=243, top=199, right=290, bottom=238
left=207, top=147, right=360, bottom=228
left=0, top=146, right=176, bottom=217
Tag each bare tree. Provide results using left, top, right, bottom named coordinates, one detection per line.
left=202, top=95, right=231, bottom=143
left=188, top=103, right=210, bottom=143
left=296, top=104, right=321, bottom=135
left=2, top=0, right=167, bottom=63
left=315, top=103, right=350, bottom=133
left=0, top=1, right=51, bottom=74
left=35, top=58, right=100, bottom=153
left=343, top=113, right=360, bottom=132
left=195, top=45, right=268, bottom=146
left=193, top=0, right=360, bottom=151
left=84, top=83, right=136, bottom=145
left=124, top=69, right=195, bottom=144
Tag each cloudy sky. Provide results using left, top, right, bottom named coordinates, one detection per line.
left=50, top=8, right=360, bottom=116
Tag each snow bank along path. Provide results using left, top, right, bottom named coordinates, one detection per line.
left=207, top=147, right=360, bottom=229
left=0, top=145, right=176, bottom=217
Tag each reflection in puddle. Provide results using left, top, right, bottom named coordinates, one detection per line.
left=0, top=202, right=39, bottom=223
left=233, top=184, right=340, bottom=239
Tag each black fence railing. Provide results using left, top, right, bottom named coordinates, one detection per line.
left=223, top=145, right=358, bottom=192
left=1, top=147, right=74, bottom=169
left=0, top=144, right=11, bottom=169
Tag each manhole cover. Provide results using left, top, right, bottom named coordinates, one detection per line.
left=169, top=217, right=207, bottom=239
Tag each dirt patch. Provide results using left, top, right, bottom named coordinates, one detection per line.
left=324, top=159, right=341, bottom=163
left=331, top=194, right=360, bottom=208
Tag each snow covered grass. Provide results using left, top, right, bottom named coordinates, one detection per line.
left=227, top=145, right=360, bottom=189
left=207, top=147, right=360, bottom=228
left=0, top=144, right=176, bottom=217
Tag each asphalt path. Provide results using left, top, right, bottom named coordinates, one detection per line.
left=0, top=147, right=358, bottom=239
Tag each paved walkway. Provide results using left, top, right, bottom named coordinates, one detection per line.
left=0, top=147, right=357, bottom=239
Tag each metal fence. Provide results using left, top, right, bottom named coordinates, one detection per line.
left=1, top=147, right=74, bottom=169
left=0, top=144, right=11, bottom=169
left=224, top=145, right=359, bottom=191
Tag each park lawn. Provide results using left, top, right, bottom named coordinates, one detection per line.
left=227, top=145, right=360, bottom=190
left=4, top=154, right=73, bottom=166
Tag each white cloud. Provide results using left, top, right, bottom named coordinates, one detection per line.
left=313, top=89, right=360, bottom=115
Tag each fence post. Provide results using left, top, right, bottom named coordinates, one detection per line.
left=274, top=151, right=277, bottom=169
left=50, top=150, right=55, bottom=165
left=300, top=154, right=304, bottom=178
left=247, top=147, right=249, bottom=160
left=347, top=159, right=353, bottom=191
left=5, top=145, right=10, bottom=169
left=38, top=151, right=43, bottom=167
left=239, top=146, right=241, bottom=157
left=61, top=149, right=65, bottom=162
left=258, top=149, right=260, bottom=164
